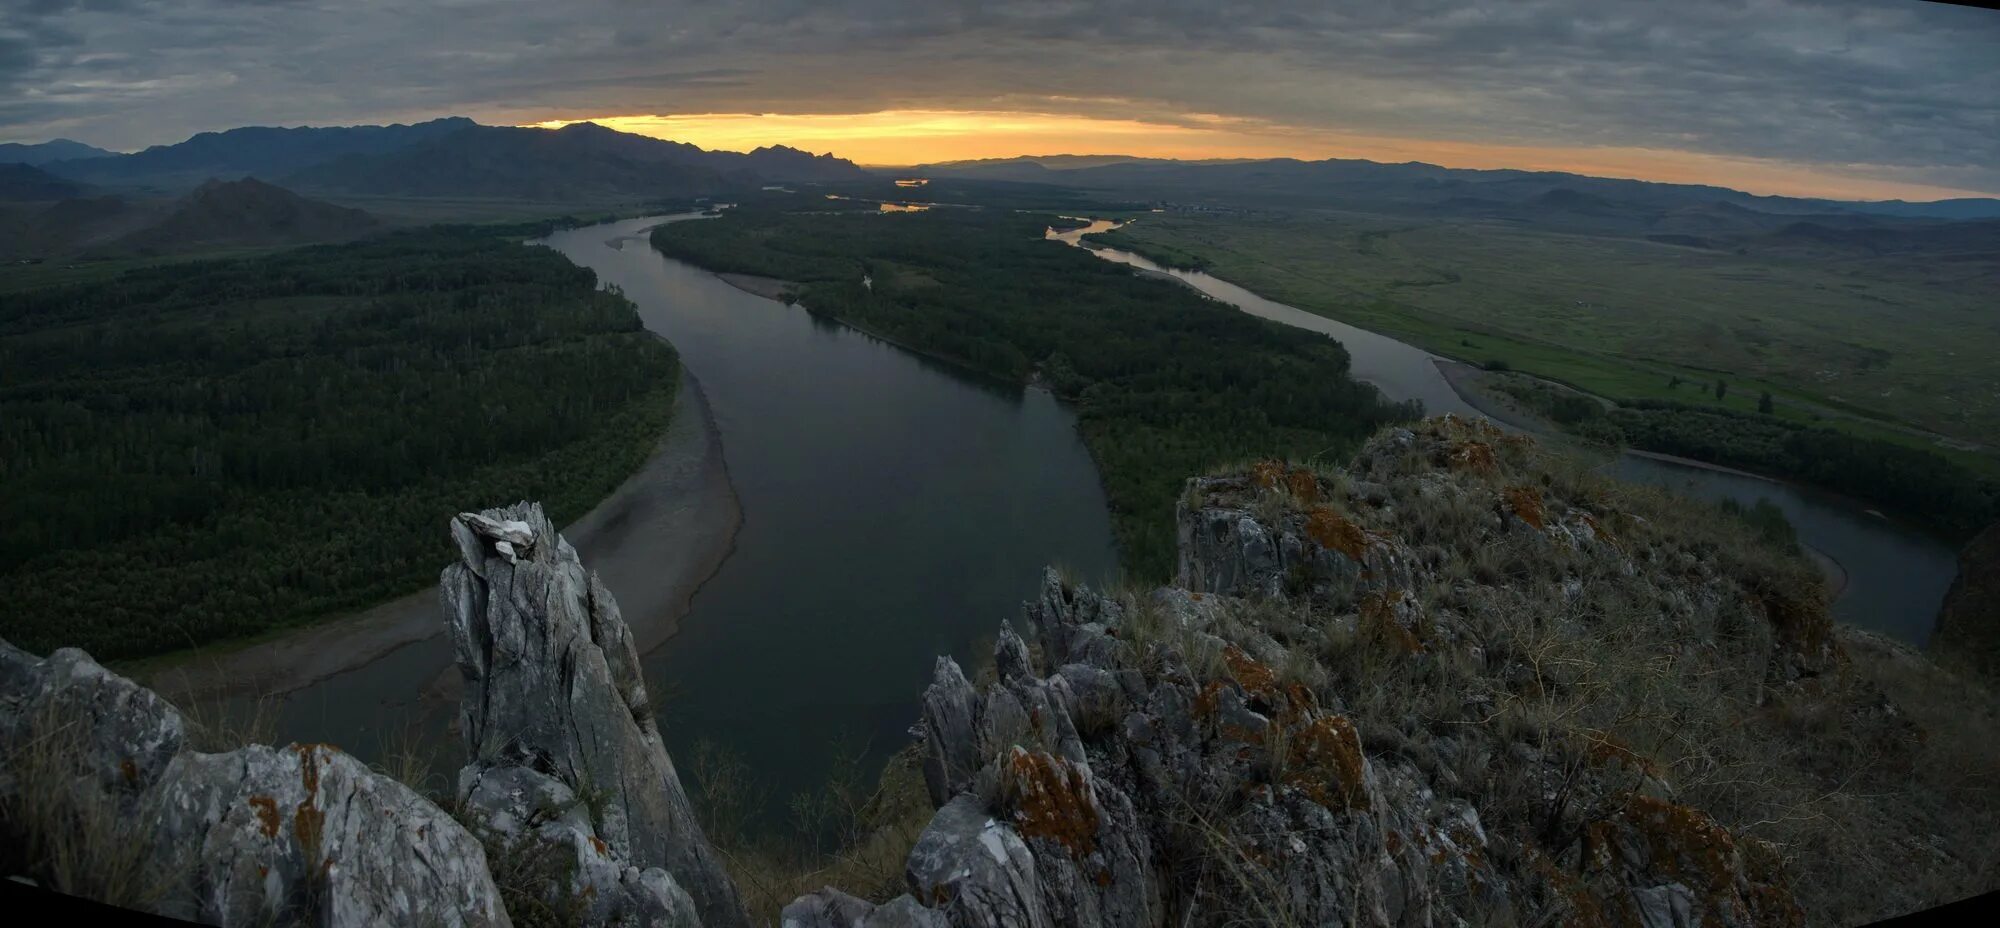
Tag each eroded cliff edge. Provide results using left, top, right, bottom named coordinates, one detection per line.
left=3, top=416, right=1994, bottom=927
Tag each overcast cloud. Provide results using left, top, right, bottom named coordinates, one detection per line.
left=3, top=0, right=1996, bottom=193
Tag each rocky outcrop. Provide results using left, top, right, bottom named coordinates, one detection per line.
left=1934, top=521, right=2000, bottom=679
left=6, top=416, right=1960, bottom=926
left=444, top=502, right=747, bottom=928
left=0, top=642, right=508, bottom=927
left=793, top=417, right=1824, bottom=928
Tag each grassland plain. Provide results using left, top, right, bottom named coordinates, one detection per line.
left=1094, top=212, right=2000, bottom=473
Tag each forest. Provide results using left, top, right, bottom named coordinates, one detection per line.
left=1490, top=376, right=1999, bottom=538
left=0, top=229, right=680, bottom=658
left=652, top=205, right=1419, bottom=576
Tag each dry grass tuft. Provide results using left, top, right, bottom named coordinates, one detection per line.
left=0, top=701, right=184, bottom=910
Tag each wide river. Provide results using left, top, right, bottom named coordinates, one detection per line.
left=1049, top=219, right=1961, bottom=645
left=546, top=215, right=1120, bottom=804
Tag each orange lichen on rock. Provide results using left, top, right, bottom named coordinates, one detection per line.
left=1624, top=794, right=1740, bottom=895
left=1250, top=460, right=1286, bottom=491
left=1284, top=468, right=1321, bottom=504
left=589, top=836, right=608, bottom=857
left=1504, top=485, right=1546, bottom=529
left=1360, top=589, right=1425, bottom=654
left=1221, top=645, right=1279, bottom=702
left=1450, top=441, right=1499, bottom=474
left=248, top=795, right=282, bottom=839
left=1285, top=715, right=1369, bottom=811
left=1251, top=460, right=1322, bottom=504
left=1004, top=748, right=1100, bottom=857
left=291, top=744, right=327, bottom=860
left=1305, top=506, right=1373, bottom=561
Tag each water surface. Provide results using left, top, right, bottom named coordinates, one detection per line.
left=544, top=215, right=1120, bottom=808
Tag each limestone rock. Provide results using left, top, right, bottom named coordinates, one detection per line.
left=444, top=502, right=747, bottom=928
left=0, top=640, right=509, bottom=928
left=151, top=743, right=510, bottom=927
left=781, top=888, right=948, bottom=928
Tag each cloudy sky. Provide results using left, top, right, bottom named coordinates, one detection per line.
left=5, top=0, right=1997, bottom=199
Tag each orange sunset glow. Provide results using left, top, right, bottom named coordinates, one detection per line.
left=525, top=109, right=1993, bottom=202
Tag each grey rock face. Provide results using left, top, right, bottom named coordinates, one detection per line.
left=151, top=743, right=509, bottom=927
left=782, top=887, right=949, bottom=928
left=0, top=643, right=185, bottom=810
left=788, top=420, right=1815, bottom=928
left=0, top=639, right=509, bottom=928
left=459, top=763, right=702, bottom=927
left=444, top=502, right=747, bottom=928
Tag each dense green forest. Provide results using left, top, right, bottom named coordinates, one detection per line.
left=652, top=205, right=1418, bottom=576
left=0, top=229, right=679, bottom=658
left=1490, top=377, right=1999, bottom=538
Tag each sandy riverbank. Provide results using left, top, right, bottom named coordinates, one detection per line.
left=716, top=272, right=795, bottom=301
left=143, top=368, right=741, bottom=705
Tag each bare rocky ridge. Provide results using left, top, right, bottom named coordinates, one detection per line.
left=445, top=502, right=748, bottom=928
left=1, top=416, right=1992, bottom=927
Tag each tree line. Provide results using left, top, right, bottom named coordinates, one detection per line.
left=652, top=206, right=1419, bottom=577
left=0, top=228, right=679, bottom=658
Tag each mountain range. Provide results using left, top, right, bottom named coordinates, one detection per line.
left=0, top=138, right=117, bottom=165
left=31, top=117, right=866, bottom=199
left=912, top=154, right=2000, bottom=221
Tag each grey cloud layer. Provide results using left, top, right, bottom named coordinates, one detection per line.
left=3, top=0, right=1995, bottom=191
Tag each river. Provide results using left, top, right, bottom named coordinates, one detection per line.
left=539, top=215, right=1119, bottom=806
left=1049, top=218, right=1961, bottom=645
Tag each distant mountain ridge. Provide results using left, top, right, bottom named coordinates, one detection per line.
left=286, top=121, right=865, bottom=199
left=0, top=138, right=116, bottom=165
left=912, top=154, right=2000, bottom=220
left=41, top=117, right=479, bottom=190
left=34, top=117, right=866, bottom=200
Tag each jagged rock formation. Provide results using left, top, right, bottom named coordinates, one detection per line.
left=3, top=416, right=1988, bottom=927
left=0, top=640, right=508, bottom=927
left=1934, top=521, right=2000, bottom=680
left=445, top=503, right=748, bottom=928
left=792, top=417, right=1856, bottom=928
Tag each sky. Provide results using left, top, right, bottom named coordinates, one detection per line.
left=4, top=0, right=1998, bottom=201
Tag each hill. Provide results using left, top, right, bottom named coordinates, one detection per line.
left=288, top=121, right=865, bottom=200
left=0, top=163, right=87, bottom=201
left=40, top=117, right=478, bottom=189
left=110, top=177, right=379, bottom=254
left=0, top=138, right=115, bottom=165
left=0, top=178, right=379, bottom=259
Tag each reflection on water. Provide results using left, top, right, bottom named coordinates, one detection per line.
left=1052, top=217, right=1960, bottom=647
left=822, top=193, right=934, bottom=212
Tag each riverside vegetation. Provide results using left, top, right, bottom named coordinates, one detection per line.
left=1091, top=213, right=2000, bottom=536
left=3, top=418, right=1994, bottom=927
left=650, top=205, right=1420, bottom=578
left=0, top=227, right=680, bottom=659
left=1480, top=372, right=2000, bottom=539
